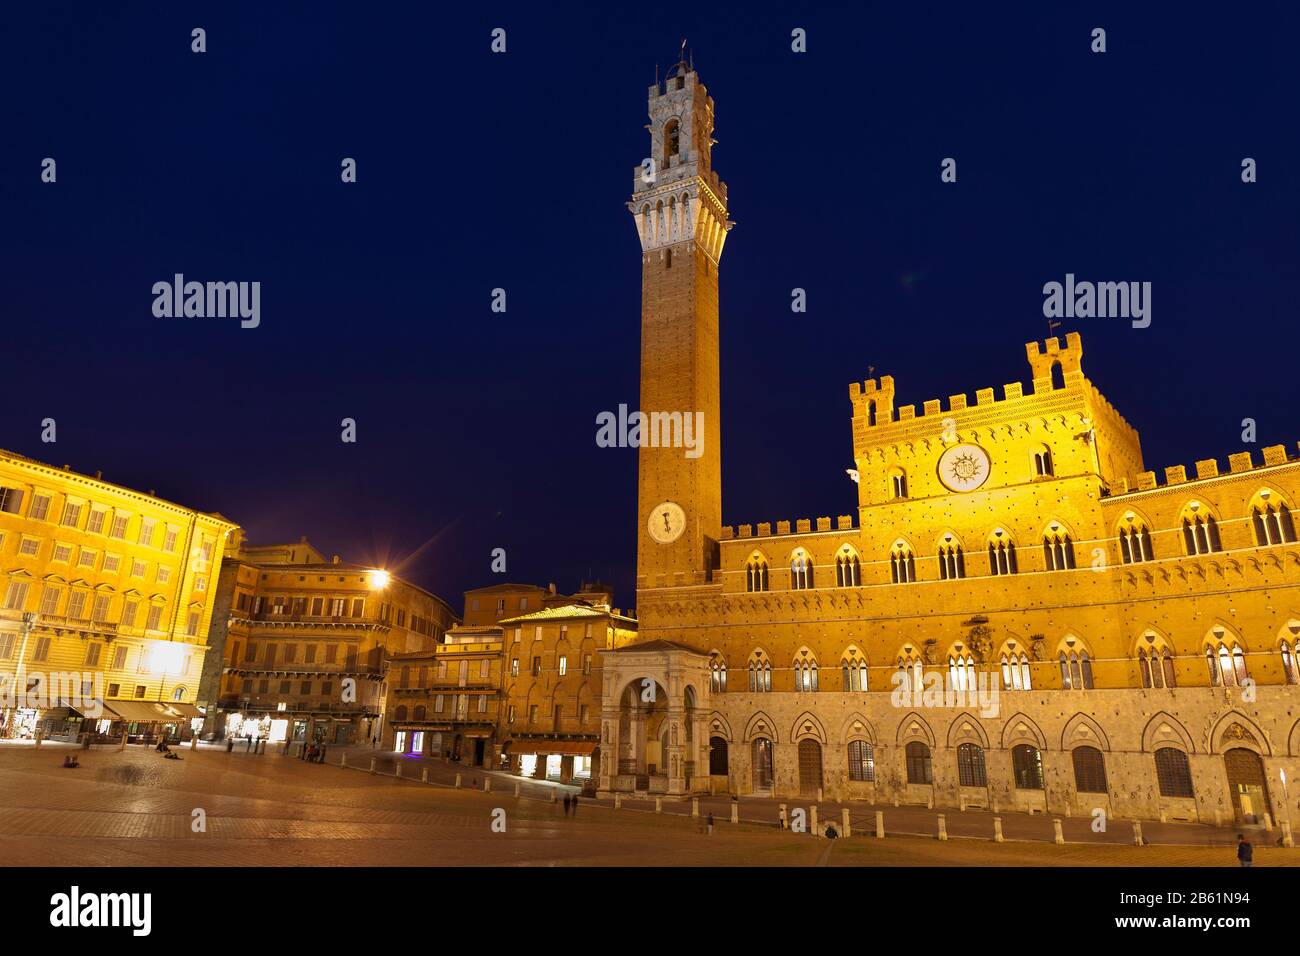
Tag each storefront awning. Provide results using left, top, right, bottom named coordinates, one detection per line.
left=162, top=703, right=203, bottom=719
left=103, top=701, right=174, bottom=722
left=509, top=740, right=596, bottom=756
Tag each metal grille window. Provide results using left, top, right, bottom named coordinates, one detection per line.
left=1155, top=747, right=1194, bottom=798
left=1011, top=744, right=1044, bottom=789
left=904, top=741, right=932, bottom=784
left=956, top=743, right=987, bottom=787
left=1072, top=746, right=1108, bottom=793
left=847, top=740, right=875, bottom=781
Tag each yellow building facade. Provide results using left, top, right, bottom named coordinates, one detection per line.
left=205, top=537, right=458, bottom=746
left=0, top=449, right=237, bottom=740
left=603, top=63, right=1300, bottom=828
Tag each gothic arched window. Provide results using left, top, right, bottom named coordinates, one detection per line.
left=790, top=550, right=814, bottom=590
left=1042, top=525, right=1076, bottom=571
left=890, top=541, right=916, bottom=584
left=745, top=554, right=769, bottom=593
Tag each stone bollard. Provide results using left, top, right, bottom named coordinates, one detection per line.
left=1263, top=812, right=1274, bottom=831
left=959, top=793, right=966, bottom=811
left=893, top=795, right=900, bottom=808
left=1053, top=818, right=1065, bottom=845
left=1158, top=809, right=1167, bottom=824
left=655, top=797, right=663, bottom=813
left=817, top=787, right=823, bottom=803
left=993, top=816, right=1004, bottom=843
left=730, top=801, right=738, bottom=824
left=120, top=733, right=128, bottom=752
left=455, top=773, right=462, bottom=789
left=1133, top=821, right=1144, bottom=846
left=937, top=814, right=948, bottom=841
left=484, top=778, right=491, bottom=793
left=515, top=782, right=522, bottom=798
left=991, top=799, right=999, bottom=814
left=395, top=763, right=402, bottom=779
left=810, top=806, right=819, bottom=835
left=549, top=788, right=556, bottom=803
left=691, top=797, right=699, bottom=818
left=192, top=736, right=199, bottom=751
left=1214, top=807, right=1223, bottom=827
left=341, top=753, right=348, bottom=769
left=875, top=810, right=885, bottom=839
left=614, top=794, right=622, bottom=809
left=842, top=808, right=851, bottom=837
left=926, top=794, right=934, bottom=810
left=369, top=758, right=377, bottom=774
left=34, top=732, right=42, bottom=750
left=422, top=768, right=429, bottom=783
left=1281, top=820, right=1294, bottom=848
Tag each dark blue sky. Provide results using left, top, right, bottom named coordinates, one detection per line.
left=4, top=2, right=1298, bottom=610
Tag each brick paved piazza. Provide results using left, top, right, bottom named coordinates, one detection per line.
left=1, top=744, right=1294, bottom=867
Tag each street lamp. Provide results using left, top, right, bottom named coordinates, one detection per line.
left=368, top=569, right=391, bottom=590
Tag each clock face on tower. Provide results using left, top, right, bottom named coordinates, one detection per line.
left=937, top=444, right=992, bottom=492
left=647, top=501, right=686, bottom=544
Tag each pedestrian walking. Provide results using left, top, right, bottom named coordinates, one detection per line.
left=571, top=793, right=578, bottom=817
left=1237, top=833, right=1253, bottom=867
left=778, top=806, right=787, bottom=829
left=706, top=812, right=714, bottom=835
left=563, top=794, right=571, bottom=816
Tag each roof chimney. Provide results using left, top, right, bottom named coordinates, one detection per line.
left=332, top=555, right=341, bottom=565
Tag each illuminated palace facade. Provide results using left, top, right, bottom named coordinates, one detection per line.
left=601, top=62, right=1300, bottom=827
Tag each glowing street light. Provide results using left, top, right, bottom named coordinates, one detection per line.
left=368, top=569, right=391, bottom=590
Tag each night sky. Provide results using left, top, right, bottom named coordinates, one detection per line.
left=4, top=2, right=1298, bottom=611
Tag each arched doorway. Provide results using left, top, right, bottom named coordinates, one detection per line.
left=798, top=739, right=823, bottom=795
left=751, top=738, right=774, bottom=794
left=617, top=679, right=669, bottom=788
left=1224, top=748, right=1272, bottom=824
left=709, top=736, right=729, bottom=776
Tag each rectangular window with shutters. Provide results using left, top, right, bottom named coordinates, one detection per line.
left=110, top=514, right=129, bottom=539
left=86, top=508, right=107, bottom=534
left=579, top=704, right=589, bottom=723
left=92, top=594, right=112, bottom=622
left=61, top=502, right=82, bottom=527
left=532, top=656, right=541, bottom=676
left=477, top=695, right=487, bottom=713
left=325, top=644, right=338, bottom=663
left=283, top=644, right=297, bottom=663
left=39, top=586, right=61, bottom=616
left=258, top=680, right=269, bottom=694
left=558, top=656, right=568, bottom=676
left=145, top=605, right=163, bottom=631
left=30, top=495, right=51, bottom=522
left=84, top=643, right=102, bottom=666
left=187, top=612, right=200, bottom=636
left=507, top=705, right=515, bottom=723
left=479, top=659, right=490, bottom=679
left=304, top=644, right=316, bottom=663
left=78, top=549, right=96, bottom=568
left=107, top=683, right=119, bottom=697
left=67, top=591, right=87, bottom=619
left=163, top=527, right=178, bottom=552
left=156, top=566, right=170, bottom=584
left=279, top=680, right=290, bottom=694
left=351, top=598, right=364, bottom=617
left=131, top=559, right=146, bottom=578
left=134, top=685, right=147, bottom=698
left=0, top=634, right=15, bottom=659
left=244, top=643, right=257, bottom=662
left=33, top=637, right=51, bottom=662
left=528, top=705, right=538, bottom=723
left=111, top=646, right=127, bottom=670
left=138, top=519, right=156, bottom=547
left=121, top=601, right=137, bottom=628
left=102, top=554, right=120, bottom=573
left=52, top=544, right=71, bottom=563
left=510, top=658, right=519, bottom=677
left=4, top=580, right=30, bottom=611
left=18, top=537, right=40, bottom=557
left=0, top=487, right=25, bottom=514
left=311, top=597, right=324, bottom=616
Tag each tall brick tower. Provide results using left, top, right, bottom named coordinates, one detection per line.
left=630, top=59, right=731, bottom=590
